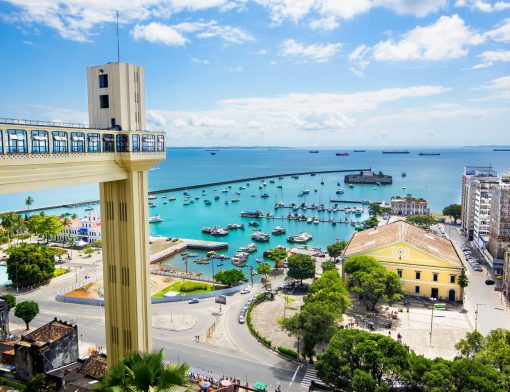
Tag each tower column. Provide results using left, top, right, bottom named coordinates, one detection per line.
left=99, top=170, right=152, bottom=365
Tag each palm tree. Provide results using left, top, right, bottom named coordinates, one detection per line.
left=368, top=203, right=382, bottom=218
left=0, top=212, right=20, bottom=246
left=95, top=350, right=189, bottom=392
left=60, top=214, right=72, bottom=247
left=67, top=237, right=76, bottom=258
left=25, top=196, right=34, bottom=211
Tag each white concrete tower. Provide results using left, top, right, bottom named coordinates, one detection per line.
left=87, top=62, right=146, bottom=131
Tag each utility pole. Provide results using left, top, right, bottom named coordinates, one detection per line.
left=475, top=303, right=486, bottom=331
left=429, top=298, right=437, bottom=345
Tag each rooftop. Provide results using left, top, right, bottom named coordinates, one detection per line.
left=24, top=318, right=75, bottom=346
left=344, top=221, right=462, bottom=266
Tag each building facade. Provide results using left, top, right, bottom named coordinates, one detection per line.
left=344, top=221, right=464, bottom=302
left=473, top=179, right=500, bottom=253
left=391, top=194, right=429, bottom=216
left=461, top=166, right=498, bottom=240
left=487, top=175, right=510, bottom=274
left=503, top=246, right=510, bottom=303
left=55, top=212, right=102, bottom=244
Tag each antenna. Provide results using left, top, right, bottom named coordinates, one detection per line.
left=115, top=10, right=120, bottom=62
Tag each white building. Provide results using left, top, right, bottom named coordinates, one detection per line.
left=390, top=194, right=429, bottom=216
left=55, top=212, right=102, bottom=244
left=473, top=179, right=499, bottom=252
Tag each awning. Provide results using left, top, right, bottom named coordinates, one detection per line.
left=75, top=239, right=88, bottom=247
left=102, top=135, right=114, bottom=141
left=32, top=135, right=48, bottom=141
left=53, top=135, right=67, bottom=141
left=72, top=136, right=85, bottom=141
left=8, top=134, right=20, bottom=140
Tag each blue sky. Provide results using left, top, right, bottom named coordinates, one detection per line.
left=0, top=0, right=509, bottom=147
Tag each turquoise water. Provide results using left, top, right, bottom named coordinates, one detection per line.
left=1, top=147, right=509, bottom=278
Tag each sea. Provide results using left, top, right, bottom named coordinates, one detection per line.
left=0, top=147, right=508, bottom=279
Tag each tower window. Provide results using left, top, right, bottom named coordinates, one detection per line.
left=99, top=74, right=108, bottom=88
left=433, top=273, right=438, bottom=282
left=397, top=269, right=402, bottom=278
left=415, top=271, right=421, bottom=280
left=100, top=94, right=109, bottom=109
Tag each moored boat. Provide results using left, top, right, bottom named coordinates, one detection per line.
left=251, top=231, right=270, bottom=242
left=148, top=215, right=163, bottom=223
left=287, top=232, right=313, bottom=243
left=272, top=226, right=286, bottom=235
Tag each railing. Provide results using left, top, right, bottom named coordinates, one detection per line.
left=0, top=117, right=156, bottom=132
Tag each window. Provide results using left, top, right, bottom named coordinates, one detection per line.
left=100, top=94, right=109, bottom=109
left=142, top=134, right=155, bottom=152
left=415, top=286, right=420, bottom=294
left=87, top=133, right=100, bottom=152
left=70, top=132, right=85, bottom=152
left=433, top=273, right=438, bottom=282
left=99, top=74, right=108, bottom=88
left=116, top=134, right=129, bottom=152
left=131, top=134, right=140, bottom=152
left=7, top=129, right=28, bottom=153
left=415, top=271, right=421, bottom=280
left=52, top=131, right=68, bottom=153
left=397, top=269, right=402, bottom=278
left=102, top=134, right=115, bottom=152
left=450, top=275, right=456, bottom=284
left=157, top=135, right=165, bottom=152
left=31, top=130, right=49, bottom=153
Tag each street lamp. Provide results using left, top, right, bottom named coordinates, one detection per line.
left=429, top=298, right=437, bottom=345
left=247, top=265, right=254, bottom=286
left=475, top=303, right=486, bottom=331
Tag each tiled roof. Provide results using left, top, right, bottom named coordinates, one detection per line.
left=80, top=354, right=107, bottom=380
left=344, top=221, right=462, bottom=266
left=24, top=318, right=75, bottom=345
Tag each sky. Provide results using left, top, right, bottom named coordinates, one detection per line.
left=0, top=0, right=509, bottom=147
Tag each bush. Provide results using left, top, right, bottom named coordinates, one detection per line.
left=180, top=282, right=209, bottom=292
left=246, top=293, right=271, bottom=348
left=277, top=346, right=298, bottom=359
left=6, top=243, right=55, bottom=286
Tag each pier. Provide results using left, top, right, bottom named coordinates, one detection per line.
left=3, top=168, right=371, bottom=214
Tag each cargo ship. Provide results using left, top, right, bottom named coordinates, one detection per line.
left=419, top=152, right=441, bottom=156
left=493, top=148, right=510, bottom=151
left=335, top=151, right=349, bottom=156
left=382, top=150, right=409, bottom=154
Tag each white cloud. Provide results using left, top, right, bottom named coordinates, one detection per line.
left=146, top=84, right=450, bottom=145
left=488, top=75, right=510, bottom=89
left=2, top=0, right=239, bottom=42
left=309, top=16, right=339, bottom=31
left=349, top=15, right=484, bottom=75
left=132, top=23, right=187, bottom=46
left=256, top=49, right=269, bottom=55
left=471, top=50, right=510, bottom=68
left=485, top=18, right=510, bottom=42
left=280, top=39, right=342, bottom=62
left=455, top=0, right=510, bottom=12
left=375, top=0, right=447, bottom=17
left=191, top=57, right=210, bottom=64
left=227, top=65, right=244, bottom=72
left=132, top=20, right=254, bottom=46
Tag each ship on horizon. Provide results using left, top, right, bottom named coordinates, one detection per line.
left=419, top=152, right=441, bottom=156
left=493, top=148, right=510, bottom=151
left=382, top=150, right=410, bottom=154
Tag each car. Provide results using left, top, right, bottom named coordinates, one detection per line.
left=474, top=267, right=483, bottom=272
left=485, top=279, right=495, bottom=285
left=497, top=275, right=503, bottom=280
left=240, top=287, right=251, bottom=295
left=239, top=315, right=245, bottom=324
left=188, top=298, right=200, bottom=304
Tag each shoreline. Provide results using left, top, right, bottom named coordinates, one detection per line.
left=3, top=167, right=370, bottom=214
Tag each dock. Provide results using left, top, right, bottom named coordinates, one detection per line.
left=149, top=238, right=228, bottom=264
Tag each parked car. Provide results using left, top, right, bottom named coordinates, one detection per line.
left=239, top=315, right=245, bottom=324
left=240, top=287, right=251, bottom=295
left=188, top=298, right=200, bottom=304
left=485, top=279, right=495, bottom=285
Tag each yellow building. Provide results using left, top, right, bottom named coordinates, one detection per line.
left=344, top=221, right=464, bottom=302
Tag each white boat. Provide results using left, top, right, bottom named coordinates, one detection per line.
left=211, top=227, right=229, bottom=237
left=251, top=231, right=270, bottom=242
left=148, top=195, right=157, bottom=200
left=148, top=215, right=164, bottom=223
left=307, top=217, right=313, bottom=223
left=287, top=232, right=313, bottom=243
left=336, top=189, right=344, bottom=194
left=313, top=218, right=320, bottom=224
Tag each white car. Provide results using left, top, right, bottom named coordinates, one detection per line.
left=239, top=315, right=245, bottom=324
left=240, top=287, right=251, bottom=295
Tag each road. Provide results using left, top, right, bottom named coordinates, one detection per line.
left=9, top=266, right=303, bottom=391
left=441, top=223, right=510, bottom=335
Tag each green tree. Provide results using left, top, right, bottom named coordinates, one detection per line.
left=362, top=218, right=379, bottom=229
left=91, top=239, right=102, bottom=248
left=256, top=262, right=272, bottom=280
left=306, top=269, right=350, bottom=314
left=84, top=245, right=94, bottom=258
left=95, top=349, right=189, bottom=392
left=368, top=203, right=382, bottom=218
left=268, top=247, right=288, bottom=268
left=6, top=243, right=56, bottom=286
left=456, top=330, right=484, bottom=359
left=321, top=260, right=336, bottom=272
left=443, top=204, right=461, bottom=221
left=213, top=269, right=246, bottom=286
left=25, top=196, right=34, bottom=211
left=26, top=373, right=56, bottom=392
left=406, top=214, right=437, bottom=228
left=60, top=214, right=72, bottom=246
left=458, top=268, right=469, bottom=303
left=0, top=212, right=21, bottom=245
left=315, top=329, right=410, bottom=390
left=327, top=241, right=347, bottom=259
left=14, top=300, right=39, bottom=330
left=344, top=256, right=403, bottom=310
left=1, top=294, right=16, bottom=310
left=287, top=254, right=315, bottom=284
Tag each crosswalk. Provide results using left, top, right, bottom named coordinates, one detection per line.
left=300, top=367, right=317, bottom=389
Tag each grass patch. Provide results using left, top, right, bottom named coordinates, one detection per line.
left=152, top=281, right=214, bottom=298
left=0, top=376, right=26, bottom=390
left=53, top=268, right=69, bottom=277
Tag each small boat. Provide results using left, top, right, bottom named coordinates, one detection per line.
left=269, top=180, right=275, bottom=183
left=204, top=200, right=212, bottom=205
left=275, top=201, right=285, bottom=209
left=149, top=204, right=156, bottom=208
left=261, top=193, right=269, bottom=198
left=336, top=189, right=344, bottom=194
left=256, top=258, right=262, bottom=263
left=249, top=221, right=259, bottom=227
left=183, top=200, right=191, bottom=206
left=311, top=173, right=316, bottom=176
left=287, top=232, right=313, bottom=243
left=161, top=195, right=167, bottom=198
left=231, top=198, right=240, bottom=202
left=348, top=184, right=354, bottom=189
left=313, top=218, right=320, bottom=224
left=240, top=210, right=263, bottom=218
left=163, top=201, right=168, bottom=205
left=401, top=172, right=407, bottom=177
left=402, top=186, right=406, bottom=189
left=169, top=197, right=176, bottom=201
left=278, top=177, right=284, bottom=180
left=148, top=195, right=157, bottom=200
left=217, top=261, right=224, bottom=267
left=222, top=189, right=229, bottom=193
left=85, top=207, right=94, bottom=211
left=210, top=152, right=216, bottom=155
left=336, top=152, right=349, bottom=156
left=277, top=185, right=283, bottom=189
left=225, top=201, right=229, bottom=204
left=211, top=227, right=229, bottom=237
left=214, top=195, right=220, bottom=200
left=251, top=231, right=270, bottom=242
left=202, top=227, right=213, bottom=234
left=148, top=215, right=163, bottom=223
left=272, top=226, right=286, bottom=235
left=307, top=217, right=313, bottom=224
